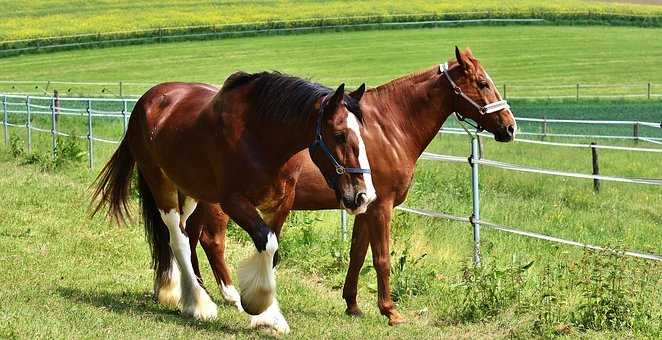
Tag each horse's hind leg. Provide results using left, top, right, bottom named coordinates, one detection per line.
left=143, top=170, right=217, bottom=320
left=193, top=203, right=242, bottom=310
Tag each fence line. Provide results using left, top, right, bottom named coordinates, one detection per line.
left=443, top=128, right=662, bottom=142
left=395, top=206, right=661, bottom=261
left=1, top=94, right=660, bottom=262
left=2, top=82, right=661, bottom=100
left=405, top=140, right=662, bottom=263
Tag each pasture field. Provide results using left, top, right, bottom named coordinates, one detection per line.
left=1, top=25, right=661, bottom=338
left=1, top=129, right=661, bottom=339
left=2, top=0, right=662, bottom=42
left=2, top=25, right=662, bottom=99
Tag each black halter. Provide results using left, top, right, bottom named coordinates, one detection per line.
left=309, top=97, right=371, bottom=187
left=440, top=62, right=510, bottom=132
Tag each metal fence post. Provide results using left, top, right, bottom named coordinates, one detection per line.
left=2, top=95, right=7, bottom=145
left=87, top=99, right=93, bottom=169
left=576, top=83, right=580, bottom=101
left=50, top=96, right=57, bottom=158
left=119, top=81, right=123, bottom=98
left=647, top=82, right=651, bottom=100
left=340, top=210, right=348, bottom=242
left=470, top=136, right=481, bottom=267
left=26, top=96, right=32, bottom=153
left=633, top=122, right=640, bottom=144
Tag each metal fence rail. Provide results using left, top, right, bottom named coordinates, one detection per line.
left=396, top=142, right=662, bottom=263
left=2, top=80, right=662, bottom=100
left=1, top=94, right=136, bottom=168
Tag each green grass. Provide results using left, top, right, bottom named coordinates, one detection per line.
left=2, top=0, right=662, bottom=43
left=2, top=25, right=662, bottom=99
left=1, top=128, right=660, bottom=338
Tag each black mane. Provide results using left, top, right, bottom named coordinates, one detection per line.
left=222, top=71, right=362, bottom=125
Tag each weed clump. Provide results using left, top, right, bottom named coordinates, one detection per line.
left=7, top=133, right=84, bottom=171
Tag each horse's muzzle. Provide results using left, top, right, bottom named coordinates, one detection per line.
left=494, top=124, right=516, bottom=142
left=342, top=192, right=374, bottom=215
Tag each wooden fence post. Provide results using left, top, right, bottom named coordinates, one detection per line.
left=634, top=122, right=640, bottom=144
left=591, top=142, right=600, bottom=193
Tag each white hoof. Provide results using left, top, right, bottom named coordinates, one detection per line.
left=182, top=288, right=218, bottom=321
left=250, top=299, right=290, bottom=335
left=238, top=233, right=278, bottom=315
left=221, top=283, right=243, bottom=312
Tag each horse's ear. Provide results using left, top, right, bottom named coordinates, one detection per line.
left=455, top=46, right=472, bottom=71
left=349, top=83, right=366, bottom=101
left=321, top=83, right=345, bottom=115
left=331, top=83, right=345, bottom=103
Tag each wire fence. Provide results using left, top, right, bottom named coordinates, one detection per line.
left=1, top=93, right=660, bottom=262
left=1, top=80, right=662, bottom=100
left=385, top=132, right=662, bottom=263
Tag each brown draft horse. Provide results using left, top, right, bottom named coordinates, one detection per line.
left=175, top=47, right=517, bottom=328
left=91, top=71, right=375, bottom=334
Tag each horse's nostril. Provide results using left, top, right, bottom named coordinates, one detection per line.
left=507, top=125, right=515, bottom=136
left=355, top=192, right=367, bottom=206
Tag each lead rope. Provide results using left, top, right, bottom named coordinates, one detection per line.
left=453, top=112, right=479, bottom=140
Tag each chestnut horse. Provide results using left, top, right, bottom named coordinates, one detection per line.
left=174, top=48, right=517, bottom=328
left=91, top=72, right=374, bottom=334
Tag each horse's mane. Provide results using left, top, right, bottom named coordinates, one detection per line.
left=222, top=71, right=362, bottom=125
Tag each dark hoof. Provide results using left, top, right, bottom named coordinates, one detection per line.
left=345, top=307, right=364, bottom=317
left=387, top=311, right=407, bottom=326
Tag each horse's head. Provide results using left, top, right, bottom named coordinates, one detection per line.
left=309, top=83, right=376, bottom=215
left=441, top=47, right=517, bottom=142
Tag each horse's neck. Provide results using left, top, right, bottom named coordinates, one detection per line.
left=370, top=68, right=453, bottom=158
left=251, top=118, right=315, bottom=167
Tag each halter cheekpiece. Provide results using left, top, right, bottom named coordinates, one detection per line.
left=309, top=96, right=371, bottom=186
left=440, top=62, right=510, bottom=131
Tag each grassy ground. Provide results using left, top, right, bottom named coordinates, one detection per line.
left=2, top=0, right=662, bottom=42
left=1, top=128, right=660, bottom=338
left=2, top=26, right=662, bottom=98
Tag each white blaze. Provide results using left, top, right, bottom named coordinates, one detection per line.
left=346, top=114, right=377, bottom=203
left=485, top=70, right=517, bottom=136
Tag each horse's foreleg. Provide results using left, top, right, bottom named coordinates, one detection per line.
left=342, top=215, right=370, bottom=317
left=221, top=196, right=278, bottom=317
left=246, top=205, right=291, bottom=334
left=366, top=202, right=406, bottom=325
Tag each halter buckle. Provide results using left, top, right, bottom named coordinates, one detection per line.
left=453, top=86, right=462, bottom=95
left=335, top=166, right=345, bottom=175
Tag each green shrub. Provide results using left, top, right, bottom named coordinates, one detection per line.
left=454, top=259, right=533, bottom=322
left=571, top=247, right=655, bottom=332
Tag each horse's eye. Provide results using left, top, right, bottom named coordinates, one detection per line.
left=333, top=132, right=347, bottom=144
left=478, top=80, right=489, bottom=89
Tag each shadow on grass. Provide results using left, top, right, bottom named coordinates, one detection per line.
left=56, top=287, right=263, bottom=336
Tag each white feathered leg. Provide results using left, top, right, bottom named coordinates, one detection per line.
left=160, top=208, right=217, bottom=321
left=237, top=232, right=278, bottom=315
left=250, top=298, right=290, bottom=334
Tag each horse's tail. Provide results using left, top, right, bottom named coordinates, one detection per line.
left=90, top=136, right=135, bottom=224
left=138, top=172, right=173, bottom=282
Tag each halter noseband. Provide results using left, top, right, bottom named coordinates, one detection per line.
left=440, top=62, right=510, bottom=131
left=309, top=97, right=371, bottom=187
